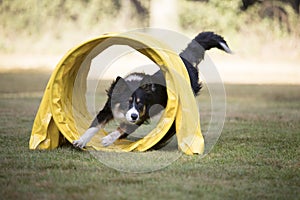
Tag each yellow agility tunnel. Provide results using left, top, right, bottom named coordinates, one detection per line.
left=29, top=31, right=204, bottom=155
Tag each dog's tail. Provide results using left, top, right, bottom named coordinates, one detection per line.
left=179, top=32, right=231, bottom=95
left=194, top=31, right=232, bottom=53
left=180, top=31, right=232, bottom=67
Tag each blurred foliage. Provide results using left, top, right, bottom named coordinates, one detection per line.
left=179, top=0, right=300, bottom=57
left=179, top=0, right=299, bottom=36
left=0, top=0, right=148, bottom=53
left=0, top=0, right=299, bottom=55
left=1, top=0, right=121, bottom=36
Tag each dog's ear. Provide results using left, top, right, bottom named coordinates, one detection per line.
left=115, top=76, right=123, bottom=82
left=114, top=76, right=129, bottom=93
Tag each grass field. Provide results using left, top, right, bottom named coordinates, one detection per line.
left=0, top=71, right=299, bottom=199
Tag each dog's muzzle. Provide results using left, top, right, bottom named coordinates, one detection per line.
left=126, top=107, right=140, bottom=123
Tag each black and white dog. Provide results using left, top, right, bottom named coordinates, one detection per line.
left=73, top=32, right=231, bottom=149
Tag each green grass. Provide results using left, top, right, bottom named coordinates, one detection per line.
left=0, top=71, right=299, bottom=199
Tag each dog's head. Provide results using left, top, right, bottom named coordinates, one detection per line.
left=125, top=87, right=148, bottom=123
left=110, top=76, right=155, bottom=124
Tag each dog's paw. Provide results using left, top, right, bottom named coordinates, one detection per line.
left=101, top=135, right=115, bottom=147
left=101, top=131, right=121, bottom=147
left=73, top=139, right=87, bottom=149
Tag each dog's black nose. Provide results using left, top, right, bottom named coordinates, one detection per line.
left=131, top=113, right=138, bottom=120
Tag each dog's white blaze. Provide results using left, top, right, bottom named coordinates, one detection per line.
left=126, top=107, right=139, bottom=122
left=125, top=74, right=143, bottom=82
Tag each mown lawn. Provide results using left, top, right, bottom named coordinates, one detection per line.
left=0, top=71, right=299, bottom=200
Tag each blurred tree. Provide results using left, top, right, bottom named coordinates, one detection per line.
left=240, top=0, right=296, bottom=33
left=241, top=0, right=299, bottom=14
left=118, top=0, right=150, bottom=27
left=131, top=0, right=149, bottom=17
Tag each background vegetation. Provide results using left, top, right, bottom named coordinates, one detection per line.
left=1, top=0, right=299, bottom=59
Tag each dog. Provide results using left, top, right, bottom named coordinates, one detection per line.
left=73, top=32, right=231, bottom=149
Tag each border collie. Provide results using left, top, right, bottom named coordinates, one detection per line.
left=73, top=32, right=231, bottom=149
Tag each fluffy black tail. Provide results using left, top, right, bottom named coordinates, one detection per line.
left=179, top=31, right=231, bottom=95
left=194, top=31, right=232, bottom=53
left=180, top=31, right=232, bottom=68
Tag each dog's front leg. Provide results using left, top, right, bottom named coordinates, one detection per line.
left=101, top=123, right=138, bottom=146
left=101, top=127, right=124, bottom=147
left=73, top=126, right=101, bottom=149
left=73, top=102, right=113, bottom=148
left=73, top=116, right=106, bottom=149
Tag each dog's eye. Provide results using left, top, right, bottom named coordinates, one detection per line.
left=136, top=98, right=141, bottom=104
left=137, top=103, right=144, bottom=110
